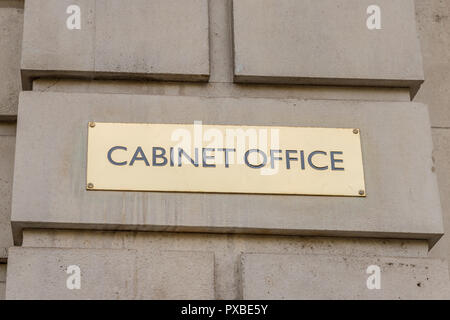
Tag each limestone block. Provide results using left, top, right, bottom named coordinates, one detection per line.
left=21, top=0, right=209, bottom=89
left=0, top=224, right=12, bottom=261
left=233, top=0, right=424, bottom=97
left=6, top=247, right=137, bottom=299
left=10, top=92, right=443, bottom=247
left=0, top=264, right=5, bottom=300
left=0, top=283, right=5, bottom=300
left=21, top=0, right=95, bottom=89
left=0, top=3, right=23, bottom=119
left=415, top=0, right=450, bottom=126
left=136, top=250, right=214, bottom=299
left=0, top=123, right=16, bottom=260
left=20, top=228, right=434, bottom=299
left=241, top=253, right=450, bottom=299
left=5, top=247, right=215, bottom=299
left=0, top=263, right=6, bottom=281
left=31, top=78, right=413, bottom=103
left=430, top=129, right=450, bottom=260
left=94, top=0, right=209, bottom=80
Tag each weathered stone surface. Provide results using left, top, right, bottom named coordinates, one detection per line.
left=0, top=3, right=23, bottom=119
left=233, top=0, right=424, bottom=97
left=136, top=250, right=214, bottom=299
left=241, top=253, right=450, bottom=299
left=11, top=92, right=443, bottom=246
left=6, top=247, right=137, bottom=299
left=0, top=283, right=5, bottom=300
left=209, top=0, right=233, bottom=83
left=0, top=224, right=11, bottom=261
left=414, top=0, right=450, bottom=280
left=430, top=129, right=450, bottom=260
left=32, top=78, right=412, bottom=102
left=21, top=0, right=209, bottom=89
left=20, top=229, right=431, bottom=300
left=94, top=0, right=209, bottom=79
left=0, top=264, right=6, bottom=282
left=5, top=247, right=215, bottom=299
left=0, top=123, right=16, bottom=261
left=21, top=0, right=95, bottom=90
left=415, top=0, right=450, bottom=126
left=0, top=263, right=6, bottom=300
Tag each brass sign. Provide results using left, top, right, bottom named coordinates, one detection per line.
left=86, top=122, right=365, bottom=196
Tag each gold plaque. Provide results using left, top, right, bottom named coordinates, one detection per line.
left=87, top=122, right=365, bottom=197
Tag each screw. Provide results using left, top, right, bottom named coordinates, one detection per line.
left=89, top=122, right=96, bottom=128
left=353, top=129, right=359, bottom=134
left=87, top=183, right=94, bottom=189
left=359, top=190, right=365, bottom=196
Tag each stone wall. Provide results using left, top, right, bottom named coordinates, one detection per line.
left=1, top=0, right=450, bottom=299
left=415, top=1, right=450, bottom=266
left=0, top=0, right=22, bottom=300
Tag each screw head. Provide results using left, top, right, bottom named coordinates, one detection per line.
left=89, top=122, right=96, bottom=128
left=87, top=183, right=94, bottom=189
left=353, top=129, right=359, bottom=134
left=359, top=190, right=365, bottom=196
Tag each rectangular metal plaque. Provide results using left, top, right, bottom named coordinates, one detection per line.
left=87, top=122, right=365, bottom=196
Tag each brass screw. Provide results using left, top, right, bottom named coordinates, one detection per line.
left=89, top=122, right=96, bottom=128
left=359, top=190, right=365, bottom=196
left=87, top=183, right=94, bottom=189
left=353, top=129, right=359, bottom=134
